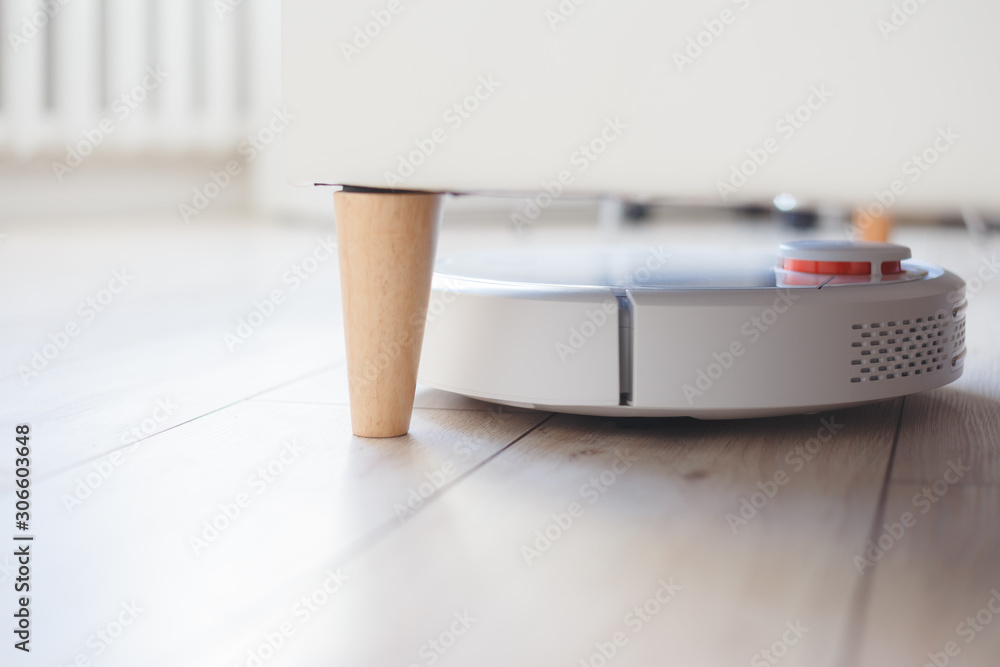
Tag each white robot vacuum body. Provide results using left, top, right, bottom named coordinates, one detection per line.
left=418, top=242, right=967, bottom=417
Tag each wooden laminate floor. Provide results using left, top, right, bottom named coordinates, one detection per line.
left=3, top=212, right=998, bottom=666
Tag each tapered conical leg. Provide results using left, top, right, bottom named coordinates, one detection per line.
left=334, top=189, right=443, bottom=437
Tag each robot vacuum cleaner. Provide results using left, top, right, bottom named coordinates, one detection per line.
left=417, top=241, right=967, bottom=417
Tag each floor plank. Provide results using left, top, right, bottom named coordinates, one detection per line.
left=854, top=486, right=1000, bottom=667
left=891, top=389, right=1000, bottom=486
left=23, top=400, right=548, bottom=666
left=1, top=222, right=345, bottom=476
left=267, top=403, right=899, bottom=667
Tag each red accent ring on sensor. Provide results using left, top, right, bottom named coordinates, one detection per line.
left=783, top=259, right=869, bottom=275
left=783, top=259, right=903, bottom=275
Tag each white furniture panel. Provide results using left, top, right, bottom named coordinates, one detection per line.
left=284, top=0, right=1000, bottom=210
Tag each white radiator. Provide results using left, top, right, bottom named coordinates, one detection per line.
left=0, top=0, right=280, bottom=158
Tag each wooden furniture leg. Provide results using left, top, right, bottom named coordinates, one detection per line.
left=333, top=188, right=443, bottom=437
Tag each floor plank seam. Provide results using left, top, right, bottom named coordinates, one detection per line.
left=300, top=413, right=556, bottom=579
left=835, top=396, right=906, bottom=667
left=40, top=362, right=343, bottom=481
left=396, top=412, right=555, bottom=525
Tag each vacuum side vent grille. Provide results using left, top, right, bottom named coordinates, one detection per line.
left=951, top=316, right=967, bottom=353
left=848, top=312, right=948, bottom=383
left=950, top=307, right=967, bottom=369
